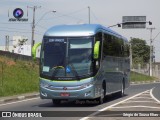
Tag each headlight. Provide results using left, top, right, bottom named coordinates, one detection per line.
left=81, top=81, right=94, bottom=89
left=40, top=82, right=50, bottom=88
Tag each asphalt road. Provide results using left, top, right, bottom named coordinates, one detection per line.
left=0, top=83, right=160, bottom=120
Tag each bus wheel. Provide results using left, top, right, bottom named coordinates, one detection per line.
left=98, top=83, right=105, bottom=104
left=52, top=99, right=61, bottom=105
left=119, top=80, right=125, bottom=97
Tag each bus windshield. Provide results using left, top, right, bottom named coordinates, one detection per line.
left=40, top=37, right=93, bottom=80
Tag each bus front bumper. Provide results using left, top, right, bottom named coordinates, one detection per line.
left=40, top=84, right=100, bottom=100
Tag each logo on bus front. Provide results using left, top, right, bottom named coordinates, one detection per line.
left=63, top=87, right=67, bottom=90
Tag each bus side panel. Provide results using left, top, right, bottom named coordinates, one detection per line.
left=101, top=56, right=123, bottom=94
left=124, top=58, right=130, bottom=89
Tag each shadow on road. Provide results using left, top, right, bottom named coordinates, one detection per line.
left=38, top=93, right=128, bottom=108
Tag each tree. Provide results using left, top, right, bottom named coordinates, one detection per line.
left=13, top=38, right=28, bottom=48
left=130, top=38, right=150, bottom=67
left=18, top=38, right=28, bottom=46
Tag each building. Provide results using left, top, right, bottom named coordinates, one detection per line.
left=0, top=36, right=40, bottom=57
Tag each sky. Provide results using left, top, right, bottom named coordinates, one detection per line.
left=0, top=0, right=160, bottom=61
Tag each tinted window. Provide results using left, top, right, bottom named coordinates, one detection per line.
left=103, top=34, right=124, bottom=57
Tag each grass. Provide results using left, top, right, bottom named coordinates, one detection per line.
left=0, top=56, right=39, bottom=97
left=130, top=71, right=156, bottom=82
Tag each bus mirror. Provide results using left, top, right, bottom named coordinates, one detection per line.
left=32, top=42, right=42, bottom=60
left=93, top=41, right=100, bottom=60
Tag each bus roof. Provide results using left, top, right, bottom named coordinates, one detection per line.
left=44, top=24, right=127, bottom=40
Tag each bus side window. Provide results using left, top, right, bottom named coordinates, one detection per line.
left=124, top=43, right=130, bottom=57
left=103, top=34, right=113, bottom=57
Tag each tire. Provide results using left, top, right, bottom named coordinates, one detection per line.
left=52, top=99, right=61, bottom=105
left=97, top=83, right=106, bottom=104
left=119, top=80, right=125, bottom=97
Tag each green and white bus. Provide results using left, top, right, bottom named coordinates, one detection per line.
left=32, top=24, right=130, bottom=105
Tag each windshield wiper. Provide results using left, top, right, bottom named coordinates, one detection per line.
left=69, top=63, right=80, bottom=80
left=51, top=66, right=64, bottom=77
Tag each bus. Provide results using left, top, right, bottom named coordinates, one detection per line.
left=32, top=24, right=130, bottom=105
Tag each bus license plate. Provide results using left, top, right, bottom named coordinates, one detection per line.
left=60, top=93, right=70, bottom=96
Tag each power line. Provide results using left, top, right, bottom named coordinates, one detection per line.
left=90, top=9, right=102, bottom=24
left=0, top=26, right=43, bottom=34
left=153, top=31, right=160, bottom=41
left=0, top=27, right=31, bottom=31
left=0, top=22, right=31, bottom=24
left=38, top=8, right=88, bottom=23
left=0, top=29, right=32, bottom=33
left=55, top=11, right=86, bottom=22
left=0, top=29, right=43, bottom=35
left=0, top=27, right=43, bottom=34
left=56, top=7, right=87, bottom=17
left=36, top=25, right=48, bottom=30
left=40, top=13, right=85, bottom=22
left=35, top=10, right=56, bottom=26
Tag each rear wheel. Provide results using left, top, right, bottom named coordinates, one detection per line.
left=119, top=80, right=125, bottom=97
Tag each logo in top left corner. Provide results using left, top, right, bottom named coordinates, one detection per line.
left=2, top=112, right=11, bottom=117
left=13, top=8, right=24, bottom=19
left=8, top=7, right=28, bottom=22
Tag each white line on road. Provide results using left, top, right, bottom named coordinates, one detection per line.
left=112, top=106, right=160, bottom=109
left=0, top=97, right=40, bottom=107
left=131, top=82, right=160, bottom=85
left=124, top=101, right=157, bottom=103
left=150, top=87, right=160, bottom=104
left=131, top=97, right=153, bottom=99
left=79, top=89, right=151, bottom=120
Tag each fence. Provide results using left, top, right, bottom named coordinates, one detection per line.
left=132, top=63, right=160, bottom=78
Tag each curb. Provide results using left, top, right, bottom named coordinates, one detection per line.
left=0, top=93, right=39, bottom=104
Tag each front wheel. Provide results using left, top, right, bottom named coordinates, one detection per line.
left=97, top=84, right=105, bottom=104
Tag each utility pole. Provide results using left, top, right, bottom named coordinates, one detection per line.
left=88, top=6, right=90, bottom=24
left=130, top=37, right=133, bottom=69
left=5, top=35, right=9, bottom=51
left=147, top=27, right=155, bottom=76
left=28, top=6, right=41, bottom=56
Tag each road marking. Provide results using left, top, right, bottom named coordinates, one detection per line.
left=131, top=97, right=153, bottom=99
left=79, top=89, right=150, bottom=120
left=131, top=81, right=160, bottom=85
left=112, top=106, right=160, bottom=109
left=150, top=87, right=160, bottom=104
left=139, top=94, right=150, bottom=96
left=0, top=97, right=40, bottom=107
left=124, top=101, right=157, bottom=103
